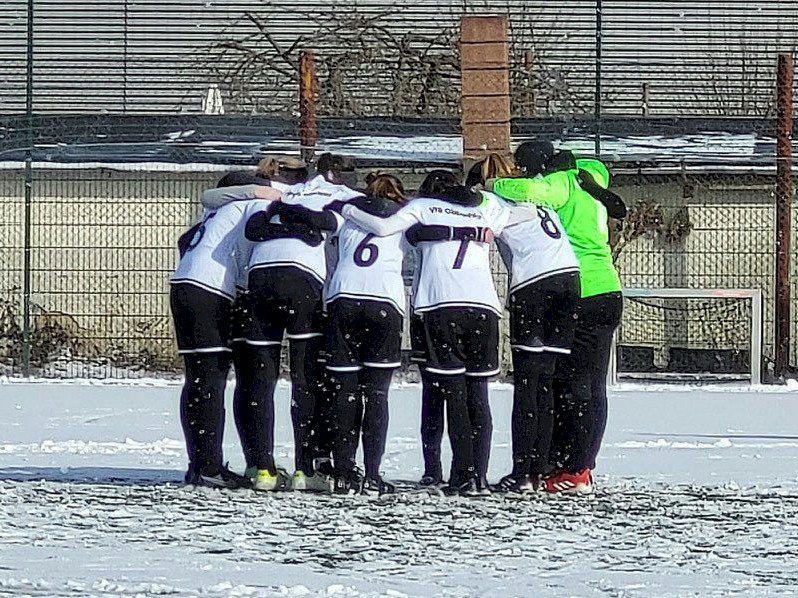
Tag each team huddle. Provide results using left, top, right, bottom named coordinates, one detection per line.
left=169, top=141, right=626, bottom=497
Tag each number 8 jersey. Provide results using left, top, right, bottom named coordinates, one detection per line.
left=485, top=191, right=579, bottom=294
left=326, top=198, right=409, bottom=316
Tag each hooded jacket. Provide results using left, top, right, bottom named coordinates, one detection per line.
left=491, top=153, right=622, bottom=298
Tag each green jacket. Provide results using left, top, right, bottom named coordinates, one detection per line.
left=492, top=158, right=621, bottom=298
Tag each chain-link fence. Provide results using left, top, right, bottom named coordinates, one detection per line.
left=0, top=1, right=796, bottom=379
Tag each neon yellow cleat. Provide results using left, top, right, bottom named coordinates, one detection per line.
left=291, top=470, right=332, bottom=492
left=246, top=466, right=290, bottom=491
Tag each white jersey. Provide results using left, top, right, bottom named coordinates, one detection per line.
left=326, top=220, right=409, bottom=316
left=170, top=199, right=271, bottom=300
left=248, top=175, right=362, bottom=284
left=486, top=192, right=579, bottom=293
left=342, top=195, right=512, bottom=315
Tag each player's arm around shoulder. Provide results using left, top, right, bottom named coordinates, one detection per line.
left=478, top=190, right=525, bottom=234
left=341, top=199, right=421, bottom=237
left=200, top=184, right=282, bottom=210
left=489, top=171, right=574, bottom=211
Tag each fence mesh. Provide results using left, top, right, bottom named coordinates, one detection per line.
left=0, top=1, right=796, bottom=379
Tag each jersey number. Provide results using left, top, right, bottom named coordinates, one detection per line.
left=354, top=233, right=379, bottom=267
left=186, top=212, right=217, bottom=252
left=538, top=207, right=562, bottom=239
left=452, top=239, right=469, bottom=269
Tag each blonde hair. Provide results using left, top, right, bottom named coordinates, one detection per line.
left=256, top=156, right=308, bottom=184
left=365, top=173, right=406, bottom=204
left=466, top=153, right=518, bottom=186
left=256, top=157, right=281, bottom=179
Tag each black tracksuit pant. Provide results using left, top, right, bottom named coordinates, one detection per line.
left=170, top=284, right=234, bottom=476
left=508, top=272, right=580, bottom=477
left=329, top=368, right=393, bottom=480
left=550, top=291, right=623, bottom=473
left=244, top=267, right=327, bottom=475
left=420, top=368, right=445, bottom=480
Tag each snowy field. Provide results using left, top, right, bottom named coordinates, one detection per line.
left=1, top=380, right=798, bottom=597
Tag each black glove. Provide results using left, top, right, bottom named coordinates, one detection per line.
left=578, top=169, right=627, bottom=220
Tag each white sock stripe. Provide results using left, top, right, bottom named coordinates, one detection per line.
left=512, top=344, right=572, bottom=355
left=465, top=368, right=502, bottom=377
left=242, top=339, right=282, bottom=347
left=542, top=346, right=572, bottom=355
left=424, top=365, right=467, bottom=375
left=178, top=347, right=232, bottom=354
left=511, top=344, right=544, bottom=353
left=286, top=332, right=324, bottom=340
left=362, top=361, right=402, bottom=369
left=326, top=365, right=363, bottom=372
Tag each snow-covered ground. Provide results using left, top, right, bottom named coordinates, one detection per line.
left=1, top=380, right=798, bottom=597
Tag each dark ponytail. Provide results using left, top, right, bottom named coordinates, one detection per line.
left=418, top=169, right=459, bottom=196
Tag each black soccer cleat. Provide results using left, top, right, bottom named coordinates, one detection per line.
left=492, top=474, right=536, bottom=494
left=418, top=473, right=443, bottom=487
left=361, top=476, right=396, bottom=496
left=333, top=476, right=354, bottom=495
left=185, top=464, right=253, bottom=490
left=314, top=457, right=335, bottom=478
left=333, top=468, right=364, bottom=495
left=476, top=476, right=492, bottom=496
left=444, top=477, right=481, bottom=498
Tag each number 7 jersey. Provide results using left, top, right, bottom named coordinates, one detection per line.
left=405, top=196, right=511, bottom=316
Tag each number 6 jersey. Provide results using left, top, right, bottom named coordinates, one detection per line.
left=170, top=199, right=274, bottom=300
left=326, top=196, right=409, bottom=316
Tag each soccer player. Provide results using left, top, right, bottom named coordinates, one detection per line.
left=465, top=154, right=581, bottom=493
left=489, top=142, right=626, bottom=494
left=341, top=170, right=519, bottom=496
left=170, top=172, right=281, bottom=489
left=244, top=153, right=363, bottom=492
left=306, top=173, right=410, bottom=495
left=408, top=172, right=479, bottom=488
left=198, top=164, right=323, bottom=492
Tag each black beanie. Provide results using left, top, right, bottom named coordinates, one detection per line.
left=217, top=170, right=272, bottom=188
left=514, top=141, right=555, bottom=177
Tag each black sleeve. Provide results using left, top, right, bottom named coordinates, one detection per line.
left=177, top=222, right=201, bottom=258
left=326, top=200, right=347, bottom=214
left=257, top=222, right=324, bottom=247
left=273, top=203, right=339, bottom=231
left=245, top=210, right=272, bottom=242
left=405, top=224, right=452, bottom=246
left=405, top=224, right=492, bottom=246
left=577, top=169, right=627, bottom=220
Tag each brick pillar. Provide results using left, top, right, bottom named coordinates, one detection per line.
left=460, top=15, right=511, bottom=160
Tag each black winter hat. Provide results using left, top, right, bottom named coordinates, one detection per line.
left=514, top=141, right=556, bottom=177
left=216, top=170, right=271, bottom=188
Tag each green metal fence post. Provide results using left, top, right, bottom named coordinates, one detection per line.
left=594, top=0, right=602, bottom=157
left=22, top=0, right=34, bottom=377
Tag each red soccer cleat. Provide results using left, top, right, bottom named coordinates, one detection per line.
left=543, top=468, right=594, bottom=494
